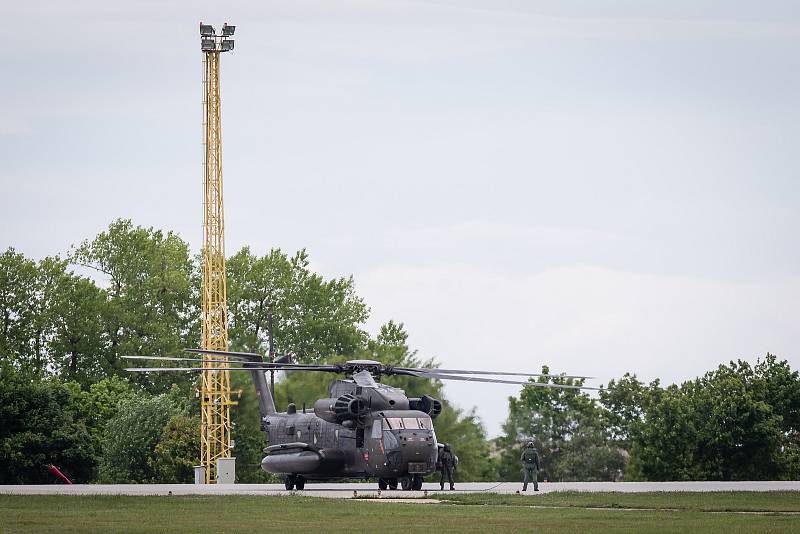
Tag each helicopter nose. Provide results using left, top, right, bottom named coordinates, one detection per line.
left=399, top=431, right=435, bottom=458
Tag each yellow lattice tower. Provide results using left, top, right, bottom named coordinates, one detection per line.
left=200, top=22, right=236, bottom=484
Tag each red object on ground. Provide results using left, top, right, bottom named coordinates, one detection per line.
left=47, top=464, right=73, bottom=485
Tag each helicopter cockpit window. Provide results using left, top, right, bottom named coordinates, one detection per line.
left=384, top=417, right=432, bottom=430
left=384, top=417, right=404, bottom=430
left=402, top=417, right=423, bottom=429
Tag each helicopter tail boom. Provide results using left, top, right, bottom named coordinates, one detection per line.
left=245, top=359, right=278, bottom=417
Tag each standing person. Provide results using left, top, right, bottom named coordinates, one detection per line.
left=521, top=441, right=540, bottom=492
left=439, top=443, right=456, bottom=491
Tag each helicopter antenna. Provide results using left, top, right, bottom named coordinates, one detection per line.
left=268, top=305, right=276, bottom=405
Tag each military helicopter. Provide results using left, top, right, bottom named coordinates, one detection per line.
left=125, top=349, right=595, bottom=490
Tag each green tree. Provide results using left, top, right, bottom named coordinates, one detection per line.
left=227, top=247, right=368, bottom=359
left=98, top=389, right=186, bottom=483
left=599, top=373, right=662, bottom=445
left=0, top=247, right=111, bottom=385
left=630, top=355, right=797, bottom=481
left=64, top=376, right=136, bottom=474
left=0, top=364, right=95, bottom=483
left=71, top=219, right=198, bottom=391
left=49, top=276, right=107, bottom=386
left=0, top=248, right=41, bottom=371
left=149, top=415, right=201, bottom=483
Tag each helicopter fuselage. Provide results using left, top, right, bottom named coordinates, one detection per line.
left=260, top=409, right=437, bottom=481
left=259, top=372, right=440, bottom=484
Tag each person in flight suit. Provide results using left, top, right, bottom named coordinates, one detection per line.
left=521, top=441, right=540, bottom=492
left=438, top=443, right=456, bottom=491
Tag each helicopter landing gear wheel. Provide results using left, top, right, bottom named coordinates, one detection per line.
left=388, top=478, right=398, bottom=490
left=378, top=478, right=388, bottom=490
left=400, top=477, right=412, bottom=491
left=411, top=474, right=423, bottom=491
left=294, top=476, right=305, bottom=490
left=284, top=475, right=295, bottom=490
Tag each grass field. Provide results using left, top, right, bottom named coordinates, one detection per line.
left=440, top=490, right=800, bottom=512
left=1, top=492, right=798, bottom=533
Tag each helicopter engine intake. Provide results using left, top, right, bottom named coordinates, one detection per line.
left=408, top=395, right=443, bottom=418
left=334, top=393, right=368, bottom=423
left=313, top=394, right=369, bottom=424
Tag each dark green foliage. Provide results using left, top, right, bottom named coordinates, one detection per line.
left=98, top=390, right=186, bottom=483
left=227, top=246, right=369, bottom=359
left=49, top=276, right=107, bottom=385
left=499, top=355, right=800, bottom=482
left=0, top=365, right=95, bottom=483
left=148, top=415, right=201, bottom=483
left=0, top=250, right=103, bottom=379
left=71, top=219, right=198, bottom=392
left=63, top=376, right=137, bottom=471
left=599, top=373, right=662, bottom=444
left=629, top=354, right=800, bottom=481
left=0, top=248, right=39, bottom=370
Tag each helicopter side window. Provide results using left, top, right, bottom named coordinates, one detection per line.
left=371, top=420, right=382, bottom=439
left=418, top=417, right=432, bottom=430
left=383, top=430, right=399, bottom=450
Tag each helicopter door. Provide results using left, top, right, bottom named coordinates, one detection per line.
left=313, top=420, right=321, bottom=446
left=370, top=419, right=382, bottom=441
left=368, top=419, right=385, bottom=466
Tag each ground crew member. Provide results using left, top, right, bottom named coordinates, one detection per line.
left=521, top=441, right=539, bottom=492
left=439, top=443, right=456, bottom=491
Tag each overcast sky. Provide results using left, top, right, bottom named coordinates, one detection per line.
left=2, top=1, right=799, bottom=436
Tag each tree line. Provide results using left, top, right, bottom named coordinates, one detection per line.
left=495, top=355, right=799, bottom=482
left=1, top=219, right=798, bottom=484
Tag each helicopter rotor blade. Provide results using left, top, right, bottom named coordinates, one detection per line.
left=125, top=365, right=342, bottom=373
left=123, top=353, right=597, bottom=388
left=185, top=348, right=265, bottom=359
left=122, top=355, right=341, bottom=372
left=124, top=355, right=297, bottom=366
left=395, top=367, right=594, bottom=379
left=401, top=370, right=597, bottom=390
